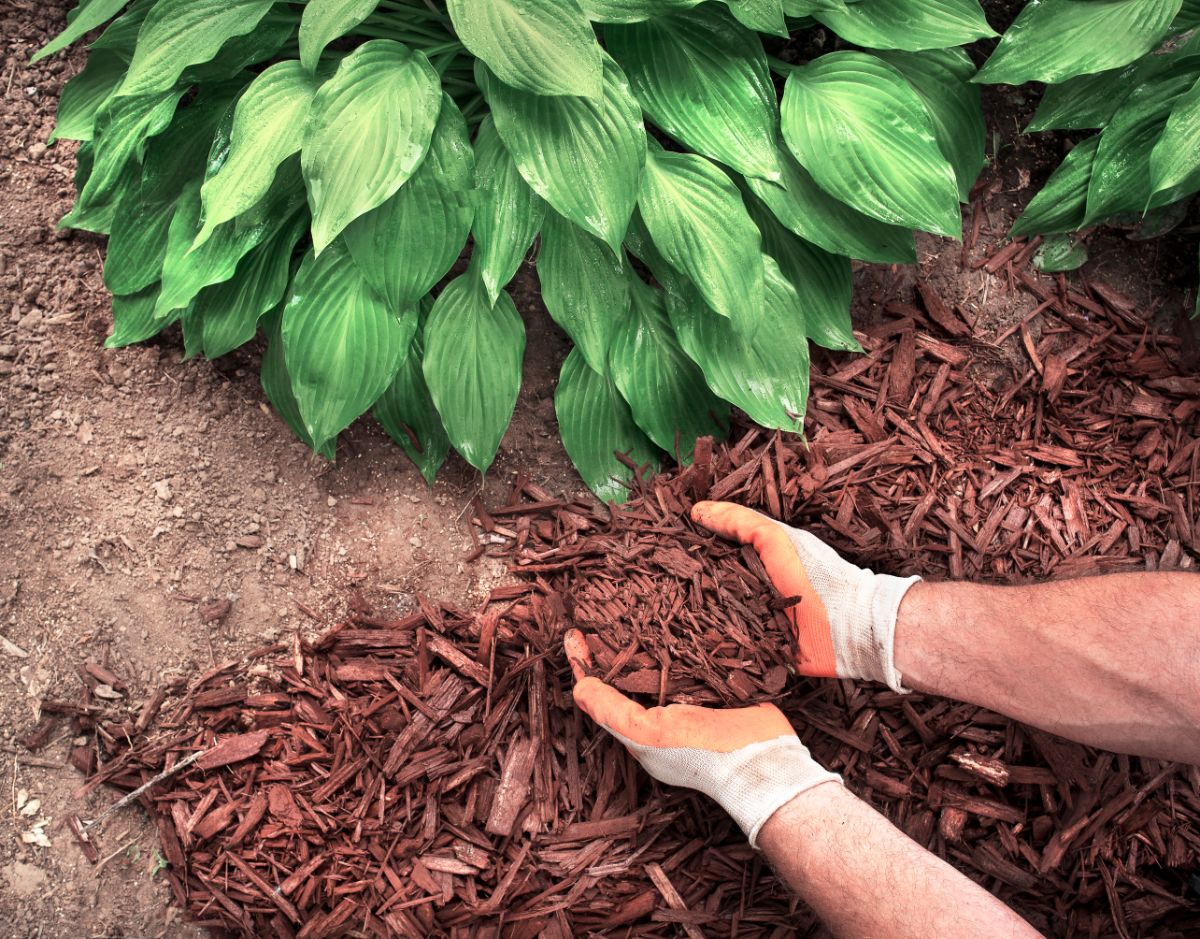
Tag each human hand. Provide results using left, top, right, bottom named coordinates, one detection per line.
left=691, top=501, right=921, bottom=692
left=565, top=629, right=841, bottom=847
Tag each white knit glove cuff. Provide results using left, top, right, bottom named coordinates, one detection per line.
left=611, top=730, right=843, bottom=848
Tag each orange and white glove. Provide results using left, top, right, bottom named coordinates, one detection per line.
left=692, top=501, right=920, bottom=693
left=565, top=630, right=841, bottom=848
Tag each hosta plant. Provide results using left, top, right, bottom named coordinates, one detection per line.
left=38, top=0, right=991, bottom=501
left=977, top=0, right=1200, bottom=299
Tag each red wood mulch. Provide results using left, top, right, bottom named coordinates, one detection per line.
left=54, top=261, right=1200, bottom=937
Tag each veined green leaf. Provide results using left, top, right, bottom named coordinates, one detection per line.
left=781, top=51, right=961, bottom=237
left=815, top=0, right=994, bottom=52
left=606, top=5, right=781, bottom=180
left=1010, top=137, right=1099, bottom=237
left=61, top=142, right=122, bottom=233
left=1027, top=66, right=1142, bottom=133
left=638, top=145, right=764, bottom=333
left=537, top=209, right=630, bottom=374
left=299, top=0, right=381, bottom=73
left=302, top=40, right=442, bottom=254
left=480, top=54, right=645, bottom=253
left=261, top=309, right=337, bottom=460
left=875, top=48, right=985, bottom=201
left=89, top=0, right=153, bottom=55
left=555, top=348, right=658, bottom=503
left=33, top=0, right=128, bottom=63
left=423, top=273, right=525, bottom=472
left=1150, top=75, right=1200, bottom=196
left=582, top=0, right=703, bottom=20
left=344, top=94, right=475, bottom=313
left=668, top=255, right=812, bottom=431
left=975, top=0, right=1183, bottom=86
left=1033, top=234, right=1088, bottom=273
left=49, top=50, right=126, bottom=144
left=105, top=284, right=181, bottom=349
left=743, top=143, right=916, bottom=264
left=448, top=0, right=602, bottom=98
left=195, top=62, right=321, bottom=249
left=1177, top=0, right=1200, bottom=26
left=116, top=0, right=276, bottom=98
left=375, top=323, right=450, bottom=486
left=610, top=277, right=728, bottom=456
left=283, top=243, right=412, bottom=448
left=471, top=117, right=545, bottom=304
left=723, top=0, right=788, bottom=36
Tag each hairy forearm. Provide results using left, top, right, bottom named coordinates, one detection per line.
left=759, top=783, right=1042, bottom=939
left=894, top=574, right=1200, bottom=765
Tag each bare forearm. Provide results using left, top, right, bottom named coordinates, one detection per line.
left=895, top=574, right=1200, bottom=764
left=759, top=783, right=1042, bottom=939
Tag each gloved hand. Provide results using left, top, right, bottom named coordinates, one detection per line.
left=565, top=629, right=841, bottom=848
left=692, top=501, right=920, bottom=693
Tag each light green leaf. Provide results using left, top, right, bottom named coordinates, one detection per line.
left=448, top=0, right=602, bottom=98
left=302, top=40, right=442, bottom=253
left=537, top=209, right=629, bottom=374
left=195, top=62, right=321, bottom=249
left=282, top=243, right=412, bottom=448
left=815, top=0, right=994, bottom=51
left=743, top=143, right=916, bottom=264
left=781, top=51, right=961, bottom=237
left=261, top=309, right=337, bottom=460
left=480, top=54, right=645, bottom=253
left=667, top=255, right=812, bottom=431
left=299, top=0, right=381, bottom=73
left=582, top=0, right=703, bottom=21
left=638, top=145, right=764, bottom=333
left=374, top=322, right=451, bottom=486
left=555, top=348, right=658, bottom=503
left=606, top=5, right=781, bottom=180
left=423, top=273, right=526, bottom=472
left=975, top=0, right=1183, bottom=86
left=610, top=277, right=728, bottom=456
left=723, top=0, right=788, bottom=36
left=1010, top=137, right=1099, bottom=238
left=471, top=116, right=545, bottom=303
left=105, top=284, right=181, bottom=349
left=49, top=50, right=127, bottom=144
left=1150, top=76, right=1200, bottom=196
left=115, top=0, right=276, bottom=98
left=344, top=94, right=475, bottom=313
left=1033, top=234, right=1088, bottom=273
left=33, top=0, right=128, bottom=63
left=875, top=48, right=985, bottom=201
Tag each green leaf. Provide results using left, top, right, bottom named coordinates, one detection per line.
left=195, top=207, right=310, bottom=359
left=582, top=0, right=704, bottom=19
left=105, top=284, right=181, bottom=349
left=638, top=145, right=764, bottom=333
left=1033, top=233, right=1088, bottom=273
left=448, top=0, right=602, bottom=98
left=1028, top=67, right=1142, bottom=133
left=1150, top=76, right=1200, bottom=196
left=667, top=254, right=812, bottom=431
left=49, top=50, right=127, bottom=144
left=723, top=0, right=788, bottom=36
left=261, top=309, right=337, bottom=460
left=1010, top=137, right=1099, bottom=238
left=975, top=0, right=1183, bottom=86
left=299, top=0, right=381, bottom=73
left=874, top=48, right=985, bottom=202
left=471, top=116, right=545, bottom=303
left=480, top=54, right=645, bottom=253
left=33, top=0, right=128, bottom=63
left=302, top=40, right=442, bottom=253
left=537, top=210, right=629, bottom=374
left=610, top=277, right=728, bottom=456
left=374, top=324, right=451, bottom=486
left=282, top=243, right=413, bottom=448
left=1085, top=64, right=1200, bottom=224
left=344, top=94, right=475, bottom=313
left=814, top=0, right=994, bottom=51
left=743, top=143, right=917, bottom=264
left=605, top=5, right=781, bottom=180
left=195, top=61, right=321, bottom=249
left=423, top=273, right=526, bottom=472
left=116, top=0, right=276, bottom=98
left=1178, top=0, right=1200, bottom=26
left=781, top=51, right=961, bottom=237
left=555, top=348, right=658, bottom=503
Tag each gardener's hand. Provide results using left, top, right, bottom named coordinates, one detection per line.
left=565, top=629, right=841, bottom=847
left=691, top=501, right=921, bottom=692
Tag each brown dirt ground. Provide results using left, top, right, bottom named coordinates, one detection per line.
left=0, top=2, right=1194, bottom=938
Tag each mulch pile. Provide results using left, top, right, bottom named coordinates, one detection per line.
left=49, top=255, right=1200, bottom=937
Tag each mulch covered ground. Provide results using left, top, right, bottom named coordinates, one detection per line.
left=45, top=252, right=1200, bottom=937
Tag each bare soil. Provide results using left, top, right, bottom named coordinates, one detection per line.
left=0, top=2, right=1194, bottom=937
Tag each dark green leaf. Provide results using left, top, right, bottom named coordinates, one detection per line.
left=582, top=0, right=703, bottom=22
left=816, top=0, right=993, bottom=51
left=723, top=0, right=788, bottom=36
left=33, top=0, right=128, bottom=63
left=105, top=284, right=181, bottom=349
left=261, top=309, right=337, bottom=460
left=374, top=324, right=450, bottom=485
left=299, top=0, right=382, bottom=73
left=1150, top=75, right=1200, bottom=196
left=1010, top=137, right=1099, bottom=237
